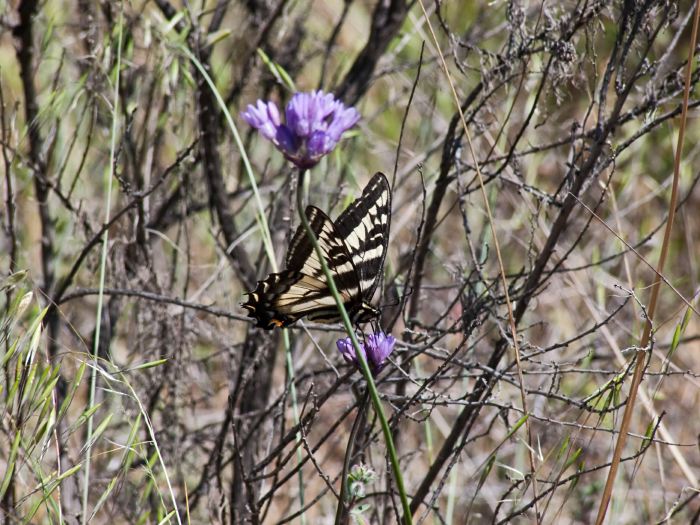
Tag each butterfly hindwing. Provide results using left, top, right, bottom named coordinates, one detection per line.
left=286, top=206, right=362, bottom=297
left=242, top=172, right=391, bottom=329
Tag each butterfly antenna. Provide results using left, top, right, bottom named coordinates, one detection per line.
left=369, top=317, right=380, bottom=335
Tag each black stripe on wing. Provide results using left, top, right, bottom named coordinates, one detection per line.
left=286, top=206, right=361, bottom=294
left=334, top=172, right=391, bottom=302
left=242, top=206, right=363, bottom=329
left=242, top=271, right=347, bottom=328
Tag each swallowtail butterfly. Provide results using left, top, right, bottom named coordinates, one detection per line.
left=243, top=172, right=391, bottom=329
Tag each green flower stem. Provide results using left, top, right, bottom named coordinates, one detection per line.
left=334, top=390, right=369, bottom=525
left=296, top=170, right=412, bottom=525
left=283, top=329, right=307, bottom=525
left=181, top=45, right=307, bottom=520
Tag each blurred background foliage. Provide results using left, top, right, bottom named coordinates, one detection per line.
left=2, top=0, right=700, bottom=523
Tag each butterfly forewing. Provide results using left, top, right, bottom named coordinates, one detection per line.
left=242, top=172, right=391, bottom=329
left=335, top=172, right=391, bottom=302
left=285, top=206, right=361, bottom=302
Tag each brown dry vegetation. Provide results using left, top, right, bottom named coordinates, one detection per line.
left=2, top=0, right=700, bottom=523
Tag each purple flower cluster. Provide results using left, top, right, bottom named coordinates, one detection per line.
left=337, top=332, right=396, bottom=376
left=241, top=90, right=360, bottom=169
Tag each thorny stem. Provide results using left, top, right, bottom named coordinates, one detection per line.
left=295, top=169, right=412, bottom=524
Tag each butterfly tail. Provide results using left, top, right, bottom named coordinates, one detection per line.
left=241, top=272, right=303, bottom=329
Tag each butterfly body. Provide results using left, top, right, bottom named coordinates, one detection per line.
left=242, top=172, right=391, bottom=329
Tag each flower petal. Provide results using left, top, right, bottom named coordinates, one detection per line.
left=327, top=104, right=360, bottom=142
left=337, top=332, right=395, bottom=375
left=275, top=125, right=299, bottom=156
left=241, top=100, right=281, bottom=141
left=286, top=92, right=312, bottom=137
left=337, top=337, right=366, bottom=364
left=365, top=332, right=396, bottom=373
left=307, top=131, right=335, bottom=157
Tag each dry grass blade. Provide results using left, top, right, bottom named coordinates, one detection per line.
left=594, top=1, right=700, bottom=523
left=413, top=0, right=541, bottom=521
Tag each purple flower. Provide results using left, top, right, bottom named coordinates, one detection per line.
left=241, top=90, right=360, bottom=169
left=337, top=332, right=396, bottom=376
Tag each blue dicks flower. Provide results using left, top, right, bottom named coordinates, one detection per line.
left=336, top=332, right=396, bottom=376
left=241, top=90, right=360, bottom=169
